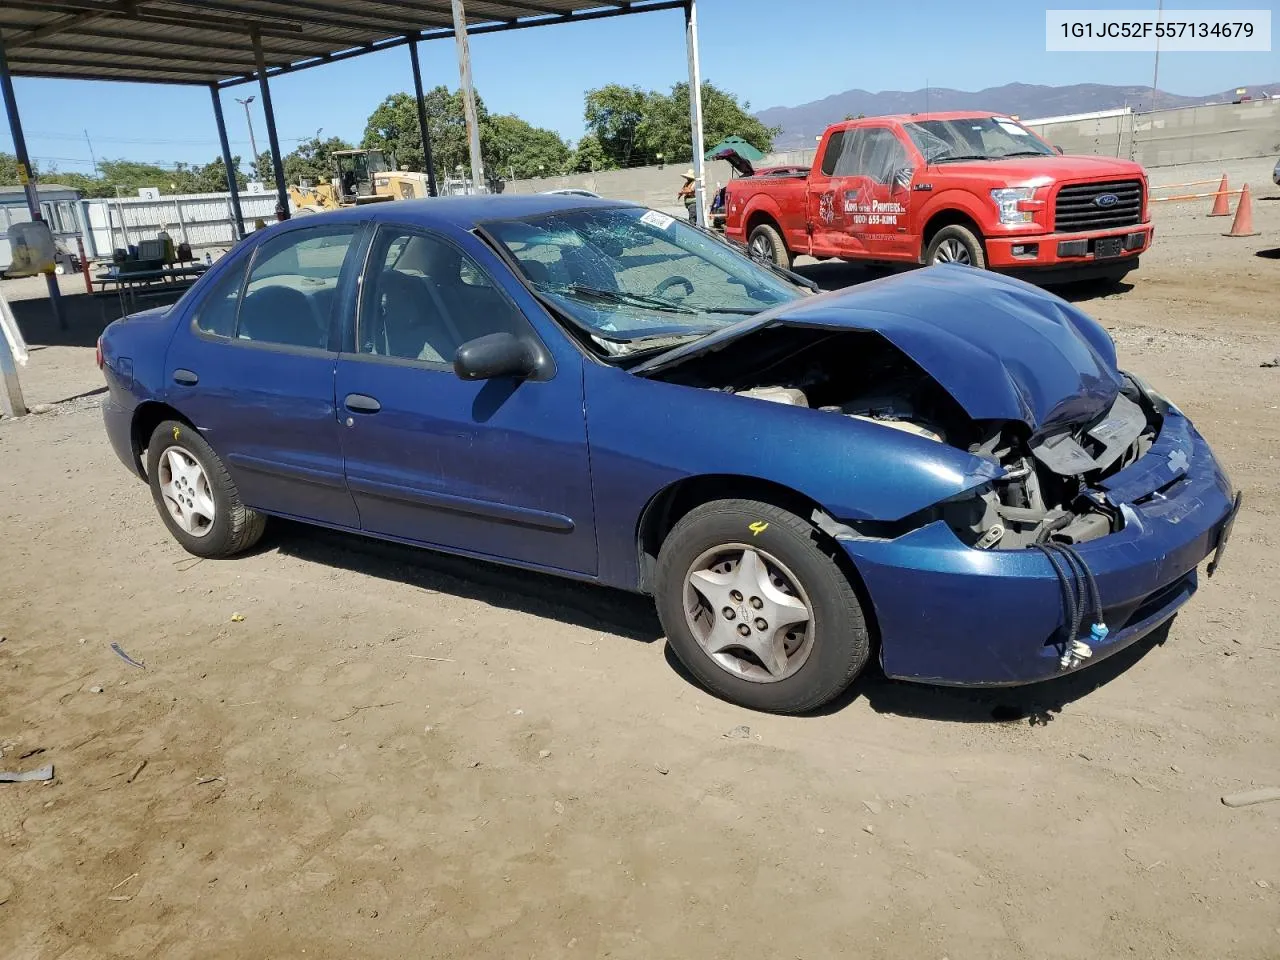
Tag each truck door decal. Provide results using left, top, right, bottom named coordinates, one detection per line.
left=818, top=191, right=836, bottom=226
left=842, top=184, right=907, bottom=245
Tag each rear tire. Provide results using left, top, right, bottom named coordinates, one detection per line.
left=653, top=499, right=870, bottom=714
left=146, top=420, right=266, bottom=558
left=747, top=223, right=793, bottom=270
left=925, top=224, right=986, bottom=269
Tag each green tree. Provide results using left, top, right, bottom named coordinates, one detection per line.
left=47, top=170, right=105, bottom=196
left=189, top=156, right=248, bottom=192
left=569, top=134, right=610, bottom=173
left=0, top=152, right=37, bottom=186
left=26, top=155, right=247, bottom=198
left=485, top=114, right=570, bottom=179
left=583, top=84, right=650, bottom=168
left=583, top=81, right=779, bottom=168
left=92, top=159, right=185, bottom=195
left=252, top=151, right=274, bottom=184
left=362, top=90, right=456, bottom=178
left=363, top=87, right=569, bottom=183
left=282, top=133, right=354, bottom=186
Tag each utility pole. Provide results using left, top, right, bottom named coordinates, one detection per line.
left=84, top=129, right=98, bottom=176
left=1149, top=0, right=1163, bottom=113
left=451, top=0, right=487, bottom=193
left=236, top=95, right=260, bottom=173
left=683, top=0, right=707, bottom=227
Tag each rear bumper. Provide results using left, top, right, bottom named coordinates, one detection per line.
left=103, top=395, right=143, bottom=480
left=842, top=408, right=1235, bottom=686
left=986, top=223, right=1153, bottom=271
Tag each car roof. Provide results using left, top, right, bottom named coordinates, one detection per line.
left=265, top=194, right=628, bottom=236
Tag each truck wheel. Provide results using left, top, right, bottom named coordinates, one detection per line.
left=748, top=223, right=793, bottom=270
left=925, top=225, right=986, bottom=269
left=653, top=499, right=870, bottom=714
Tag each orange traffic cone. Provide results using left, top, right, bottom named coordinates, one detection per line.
left=1208, top=174, right=1232, bottom=216
left=1223, top=183, right=1260, bottom=237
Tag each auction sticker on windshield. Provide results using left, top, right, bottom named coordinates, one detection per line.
left=640, top=210, right=676, bottom=230
left=995, top=119, right=1032, bottom=136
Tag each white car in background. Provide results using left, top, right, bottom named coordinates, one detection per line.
left=540, top=188, right=601, bottom=198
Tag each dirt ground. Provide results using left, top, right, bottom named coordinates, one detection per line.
left=2, top=161, right=1279, bottom=959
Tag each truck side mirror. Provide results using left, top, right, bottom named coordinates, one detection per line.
left=1053, top=144, right=1065, bottom=155
left=893, top=167, right=915, bottom=191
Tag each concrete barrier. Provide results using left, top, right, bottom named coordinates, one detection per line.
left=1026, top=98, right=1280, bottom=167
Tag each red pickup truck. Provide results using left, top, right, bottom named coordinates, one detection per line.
left=724, top=111, right=1152, bottom=282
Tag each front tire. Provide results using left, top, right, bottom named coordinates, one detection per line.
left=146, top=420, right=266, bottom=558
left=925, top=224, right=986, bottom=269
left=653, top=499, right=870, bottom=713
left=747, top=223, right=793, bottom=270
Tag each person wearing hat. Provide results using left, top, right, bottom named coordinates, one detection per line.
left=677, top=169, right=698, bottom=223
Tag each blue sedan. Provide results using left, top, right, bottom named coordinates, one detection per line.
left=98, top=196, right=1239, bottom=713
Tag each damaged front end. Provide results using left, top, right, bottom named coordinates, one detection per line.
left=633, top=266, right=1237, bottom=685
left=936, top=378, right=1162, bottom=550
left=642, top=320, right=1164, bottom=552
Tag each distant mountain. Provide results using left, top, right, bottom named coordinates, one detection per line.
left=756, top=82, right=1280, bottom=149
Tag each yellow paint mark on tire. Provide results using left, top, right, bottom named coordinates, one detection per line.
left=749, top=521, right=769, bottom=536
left=172, top=425, right=181, bottom=441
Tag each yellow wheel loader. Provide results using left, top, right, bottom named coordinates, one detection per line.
left=289, top=149, right=433, bottom=214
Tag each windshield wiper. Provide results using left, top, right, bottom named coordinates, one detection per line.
left=998, top=150, right=1054, bottom=158
left=548, top=283, right=698, bottom=315
left=700, top=305, right=768, bottom=315
left=929, top=154, right=990, bottom=164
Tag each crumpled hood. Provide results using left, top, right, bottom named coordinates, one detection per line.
left=635, top=265, right=1123, bottom=435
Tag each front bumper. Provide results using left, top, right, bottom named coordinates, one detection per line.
left=842, top=408, right=1236, bottom=686
left=986, top=223, right=1153, bottom=271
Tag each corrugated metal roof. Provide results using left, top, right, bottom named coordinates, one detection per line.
left=1, top=1, right=685, bottom=87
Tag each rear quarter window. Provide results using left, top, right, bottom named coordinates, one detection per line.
left=192, top=258, right=248, bottom=338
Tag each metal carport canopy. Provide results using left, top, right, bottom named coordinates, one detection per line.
left=0, top=0, right=710, bottom=343
left=0, top=0, right=689, bottom=87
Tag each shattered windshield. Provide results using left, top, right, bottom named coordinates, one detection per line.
left=905, top=117, right=1055, bottom=163
left=484, top=206, right=804, bottom=353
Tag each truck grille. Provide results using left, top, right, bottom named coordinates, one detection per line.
left=1054, top=180, right=1143, bottom=233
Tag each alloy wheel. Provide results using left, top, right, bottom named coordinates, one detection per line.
left=158, top=446, right=216, bottom=538
left=683, top=543, right=815, bottom=683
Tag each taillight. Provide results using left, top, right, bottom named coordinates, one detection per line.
left=95, top=336, right=103, bottom=370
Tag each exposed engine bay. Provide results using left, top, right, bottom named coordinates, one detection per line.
left=649, top=328, right=1163, bottom=550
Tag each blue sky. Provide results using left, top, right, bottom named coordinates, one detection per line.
left=3, top=0, right=1276, bottom=173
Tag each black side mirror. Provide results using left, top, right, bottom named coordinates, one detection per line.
left=893, top=166, right=915, bottom=191
left=454, top=332, right=537, bottom=381
left=1053, top=144, right=1065, bottom=155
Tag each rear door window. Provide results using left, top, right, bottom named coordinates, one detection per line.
left=236, top=226, right=358, bottom=349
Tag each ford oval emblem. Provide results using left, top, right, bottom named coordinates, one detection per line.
left=1094, top=193, right=1119, bottom=208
